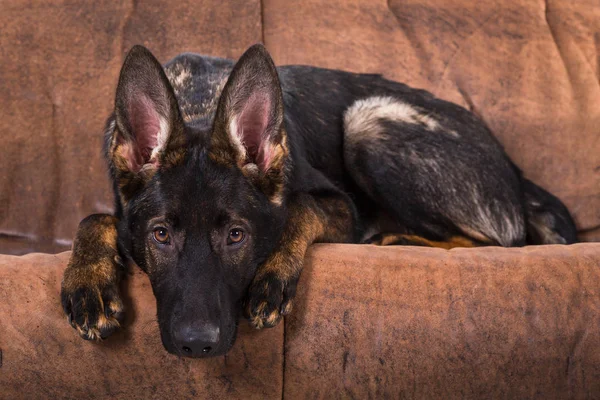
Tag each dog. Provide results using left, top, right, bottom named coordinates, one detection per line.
left=60, top=44, right=577, bottom=358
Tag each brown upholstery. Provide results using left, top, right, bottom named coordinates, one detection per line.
left=0, top=252, right=284, bottom=399
left=0, top=0, right=262, bottom=255
left=1, top=245, right=599, bottom=398
left=1, top=0, right=598, bottom=255
left=286, top=244, right=600, bottom=398
left=1, top=1, right=599, bottom=398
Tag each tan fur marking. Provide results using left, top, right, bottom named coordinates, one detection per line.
left=258, top=206, right=323, bottom=280
left=75, top=311, right=122, bottom=342
left=281, top=301, right=293, bottom=316
left=250, top=315, right=264, bottom=330
left=248, top=194, right=355, bottom=329
left=344, top=96, right=444, bottom=145
left=210, top=130, right=289, bottom=206
left=101, top=224, right=118, bottom=248
left=108, top=125, right=186, bottom=205
left=456, top=224, right=495, bottom=244
left=372, top=233, right=480, bottom=249
left=265, top=310, right=281, bottom=326
left=256, top=194, right=354, bottom=281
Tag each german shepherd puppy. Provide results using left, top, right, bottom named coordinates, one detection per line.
left=61, top=44, right=577, bottom=358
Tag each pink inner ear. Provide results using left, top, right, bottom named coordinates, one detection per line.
left=126, top=94, right=161, bottom=170
left=237, top=91, right=273, bottom=171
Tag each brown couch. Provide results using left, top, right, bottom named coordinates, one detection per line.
left=1, top=0, right=599, bottom=398
left=2, top=245, right=600, bottom=398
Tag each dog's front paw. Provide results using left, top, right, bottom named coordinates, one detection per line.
left=246, top=272, right=299, bottom=329
left=61, top=257, right=124, bottom=341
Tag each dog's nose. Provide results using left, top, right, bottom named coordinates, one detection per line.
left=172, top=323, right=220, bottom=357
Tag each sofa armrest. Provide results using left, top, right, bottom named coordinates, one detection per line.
left=1, top=244, right=599, bottom=398
left=285, top=243, right=600, bottom=398
left=0, top=252, right=283, bottom=399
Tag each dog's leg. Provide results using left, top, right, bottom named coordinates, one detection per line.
left=522, top=179, right=578, bottom=244
left=343, top=96, right=528, bottom=247
left=246, top=192, right=356, bottom=329
left=366, top=232, right=481, bottom=248
left=61, top=214, right=125, bottom=340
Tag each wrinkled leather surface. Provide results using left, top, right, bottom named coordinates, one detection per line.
left=0, top=252, right=283, bottom=399
left=285, top=243, right=600, bottom=398
left=1, top=244, right=599, bottom=398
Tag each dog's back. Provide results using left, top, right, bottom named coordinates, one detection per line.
left=162, top=52, right=577, bottom=247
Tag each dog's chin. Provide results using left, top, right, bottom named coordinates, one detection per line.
left=158, top=324, right=238, bottom=358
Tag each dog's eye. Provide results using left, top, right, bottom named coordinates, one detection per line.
left=228, top=228, right=245, bottom=245
left=153, top=227, right=170, bottom=244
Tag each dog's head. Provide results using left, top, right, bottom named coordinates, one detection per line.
left=105, top=45, right=289, bottom=357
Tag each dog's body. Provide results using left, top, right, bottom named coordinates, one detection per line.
left=61, top=44, right=577, bottom=358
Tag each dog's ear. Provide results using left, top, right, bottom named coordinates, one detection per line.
left=210, top=44, right=288, bottom=203
left=107, top=45, right=186, bottom=200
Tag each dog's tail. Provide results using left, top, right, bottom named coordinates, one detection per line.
left=523, top=178, right=578, bottom=244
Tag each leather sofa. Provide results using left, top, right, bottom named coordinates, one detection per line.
left=1, top=0, right=598, bottom=398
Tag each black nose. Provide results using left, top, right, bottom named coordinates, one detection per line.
left=172, top=323, right=220, bottom=357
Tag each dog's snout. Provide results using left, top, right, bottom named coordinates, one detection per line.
left=173, top=323, right=220, bottom=358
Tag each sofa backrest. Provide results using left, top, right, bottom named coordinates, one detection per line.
left=1, top=0, right=598, bottom=254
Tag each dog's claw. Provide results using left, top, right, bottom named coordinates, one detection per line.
left=61, top=277, right=124, bottom=341
left=246, top=273, right=297, bottom=329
